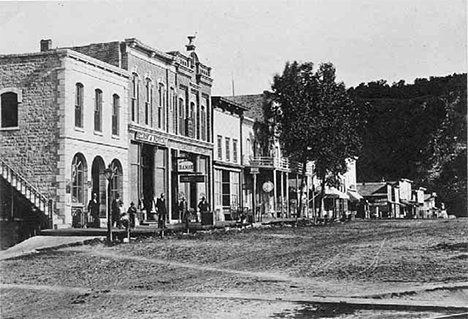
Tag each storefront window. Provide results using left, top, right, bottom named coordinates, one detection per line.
left=71, top=154, right=86, bottom=205
left=214, top=169, right=222, bottom=207
left=155, top=148, right=167, bottom=198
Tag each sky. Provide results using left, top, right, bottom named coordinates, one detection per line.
left=0, top=0, right=466, bottom=96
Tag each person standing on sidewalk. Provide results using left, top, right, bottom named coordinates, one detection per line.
left=197, top=196, right=209, bottom=224
left=87, top=192, right=100, bottom=228
left=155, top=193, right=168, bottom=229
left=112, top=193, right=123, bottom=228
left=179, top=197, right=189, bottom=233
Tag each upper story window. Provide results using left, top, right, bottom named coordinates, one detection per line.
left=158, top=83, right=165, bottom=129
left=200, top=105, right=206, bottom=141
left=225, top=137, right=231, bottom=162
left=94, top=89, right=102, bottom=132
left=112, top=94, right=120, bottom=136
left=145, top=79, right=152, bottom=126
left=217, top=135, right=222, bottom=160
left=131, top=73, right=139, bottom=122
left=171, top=88, right=177, bottom=134
left=0, top=89, right=21, bottom=129
left=75, top=83, right=83, bottom=128
left=178, top=97, right=185, bottom=136
left=233, top=139, right=238, bottom=163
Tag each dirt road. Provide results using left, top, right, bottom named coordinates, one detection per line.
left=1, top=219, right=467, bottom=318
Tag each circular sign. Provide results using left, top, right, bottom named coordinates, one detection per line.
left=262, top=181, right=274, bottom=193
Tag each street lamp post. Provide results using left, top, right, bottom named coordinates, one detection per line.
left=103, top=165, right=115, bottom=243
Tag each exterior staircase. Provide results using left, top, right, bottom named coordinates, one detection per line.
left=0, top=158, right=53, bottom=228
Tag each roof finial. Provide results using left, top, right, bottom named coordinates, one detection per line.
left=186, top=33, right=197, bottom=51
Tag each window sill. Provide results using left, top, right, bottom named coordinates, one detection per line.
left=0, top=126, right=20, bottom=131
left=94, top=131, right=103, bottom=137
left=112, top=134, right=120, bottom=140
left=74, top=127, right=85, bottom=133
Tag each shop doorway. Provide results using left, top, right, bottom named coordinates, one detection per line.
left=91, top=156, right=106, bottom=217
left=142, top=144, right=155, bottom=219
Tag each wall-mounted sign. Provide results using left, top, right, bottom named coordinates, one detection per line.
left=178, top=160, right=194, bottom=173
left=180, top=174, right=206, bottom=183
left=135, top=132, right=168, bottom=146
left=262, top=181, right=274, bottom=193
left=250, top=167, right=260, bottom=175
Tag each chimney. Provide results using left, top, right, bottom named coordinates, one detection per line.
left=40, top=39, right=52, bottom=52
left=186, top=35, right=196, bottom=52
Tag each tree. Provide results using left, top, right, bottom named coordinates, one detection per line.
left=349, top=73, right=467, bottom=216
left=266, top=61, right=366, bottom=217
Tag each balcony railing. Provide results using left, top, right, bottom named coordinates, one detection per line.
left=244, top=156, right=314, bottom=174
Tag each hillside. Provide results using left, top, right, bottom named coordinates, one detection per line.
left=349, top=74, right=467, bottom=216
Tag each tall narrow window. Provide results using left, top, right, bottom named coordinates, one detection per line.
left=71, top=154, right=86, bottom=204
left=222, top=170, right=230, bottom=207
left=225, top=137, right=231, bottom=162
left=217, top=135, right=223, bottom=160
left=75, top=83, right=83, bottom=128
left=1, top=92, right=19, bottom=128
left=145, top=79, right=152, bottom=126
left=112, top=94, right=120, bottom=136
left=200, top=105, right=206, bottom=141
left=214, top=169, right=222, bottom=207
left=158, top=84, right=164, bottom=129
left=246, top=138, right=251, bottom=163
left=171, top=88, right=177, bottom=134
left=131, top=74, right=139, bottom=122
left=109, top=160, right=123, bottom=203
left=94, top=89, right=102, bottom=132
left=178, top=97, right=185, bottom=135
left=233, top=139, right=238, bottom=163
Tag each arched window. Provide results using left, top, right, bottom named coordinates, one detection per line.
left=1, top=90, right=20, bottom=128
left=109, top=160, right=123, bottom=202
left=75, top=83, right=83, bottom=128
left=94, top=89, right=102, bottom=132
left=112, top=94, right=120, bottom=136
left=71, top=153, right=87, bottom=205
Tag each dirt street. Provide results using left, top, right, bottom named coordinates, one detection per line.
left=1, top=219, right=467, bottom=318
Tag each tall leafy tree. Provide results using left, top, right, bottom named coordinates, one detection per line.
left=350, top=73, right=467, bottom=216
left=267, top=61, right=366, bottom=216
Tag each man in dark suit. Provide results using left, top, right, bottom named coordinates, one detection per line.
left=155, top=193, right=168, bottom=229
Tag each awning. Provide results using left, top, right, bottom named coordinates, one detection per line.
left=347, top=190, right=363, bottom=202
left=324, top=187, right=350, bottom=200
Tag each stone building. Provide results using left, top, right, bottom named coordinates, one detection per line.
left=70, top=37, right=214, bottom=222
left=0, top=40, right=129, bottom=234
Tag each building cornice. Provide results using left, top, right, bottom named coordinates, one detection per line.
left=125, top=38, right=174, bottom=63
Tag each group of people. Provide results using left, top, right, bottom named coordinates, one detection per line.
left=87, top=191, right=209, bottom=230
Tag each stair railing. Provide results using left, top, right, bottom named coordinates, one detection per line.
left=0, top=157, right=53, bottom=227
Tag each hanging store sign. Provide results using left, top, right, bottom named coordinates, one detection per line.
left=180, top=174, right=206, bottom=183
left=178, top=160, right=194, bottom=173
left=135, top=132, right=168, bottom=146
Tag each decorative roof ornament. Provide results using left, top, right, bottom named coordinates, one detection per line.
left=186, top=34, right=196, bottom=52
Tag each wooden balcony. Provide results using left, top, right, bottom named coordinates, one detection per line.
left=244, top=156, right=314, bottom=174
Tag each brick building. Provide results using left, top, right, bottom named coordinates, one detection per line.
left=70, top=37, right=214, bottom=222
left=0, top=40, right=129, bottom=233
